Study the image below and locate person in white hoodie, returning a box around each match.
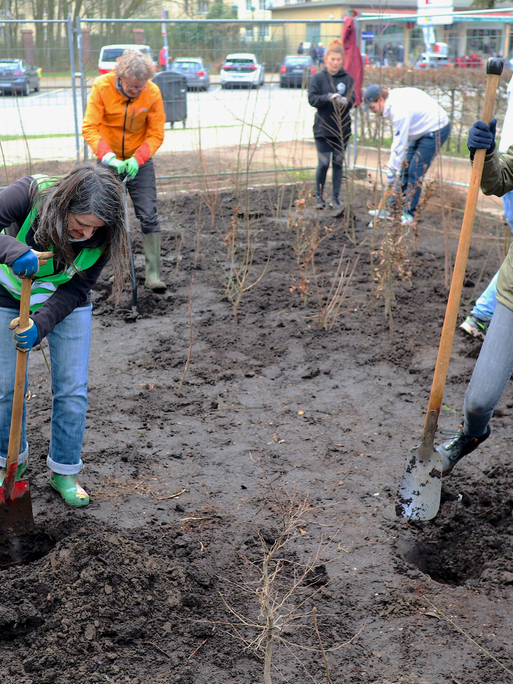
[363,84,451,224]
[460,74,513,340]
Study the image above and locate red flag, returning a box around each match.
[342,16,363,106]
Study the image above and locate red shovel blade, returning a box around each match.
[0,479,35,540]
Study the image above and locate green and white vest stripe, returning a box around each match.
[0,176,105,311]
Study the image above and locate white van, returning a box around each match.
[98,44,154,75]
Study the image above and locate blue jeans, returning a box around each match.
[471,190,513,321]
[463,302,513,438]
[396,123,451,216]
[0,304,92,475]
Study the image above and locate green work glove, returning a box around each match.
[125,157,140,180]
[102,153,126,175]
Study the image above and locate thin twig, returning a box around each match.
[150,487,186,501]
[14,90,32,174]
[312,607,334,684]
[177,277,194,395]
[423,597,513,676]
[0,140,9,185]
[143,641,171,659]
[187,635,211,661]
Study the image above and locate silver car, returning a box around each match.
[171,58,210,91]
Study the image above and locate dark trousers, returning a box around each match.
[398,122,451,215]
[314,136,348,201]
[126,157,160,234]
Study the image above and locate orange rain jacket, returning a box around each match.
[82,72,165,166]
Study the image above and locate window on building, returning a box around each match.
[246,27,253,40]
[259,0,265,9]
[466,28,501,55]
[197,0,208,13]
[246,0,252,10]
[306,23,320,44]
[259,24,269,38]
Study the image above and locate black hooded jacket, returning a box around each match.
[308,67,355,140]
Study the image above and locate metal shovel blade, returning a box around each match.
[0,480,35,541]
[396,410,443,521]
[396,443,442,521]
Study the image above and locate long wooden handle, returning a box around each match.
[424,58,504,431]
[4,278,32,498]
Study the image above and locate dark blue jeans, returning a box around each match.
[397,122,451,216]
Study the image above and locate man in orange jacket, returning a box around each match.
[82,50,167,291]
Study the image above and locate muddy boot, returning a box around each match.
[0,461,28,486]
[142,232,167,292]
[50,473,90,507]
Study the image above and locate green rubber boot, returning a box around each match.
[50,473,90,508]
[142,232,167,292]
[0,461,28,486]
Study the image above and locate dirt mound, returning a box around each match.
[1,178,513,683]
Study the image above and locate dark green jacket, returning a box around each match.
[481,148,513,312]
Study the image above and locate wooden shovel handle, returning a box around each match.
[4,278,32,497]
[3,253,52,495]
[425,57,504,429]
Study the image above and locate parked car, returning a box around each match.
[415,52,452,69]
[98,44,155,75]
[0,59,40,96]
[220,53,265,89]
[279,55,316,88]
[171,57,210,91]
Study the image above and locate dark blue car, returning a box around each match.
[0,59,40,96]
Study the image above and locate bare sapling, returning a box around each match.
[218,468,362,683]
[372,183,412,340]
[312,246,359,330]
[197,149,222,228]
[289,191,342,304]
[211,203,269,324]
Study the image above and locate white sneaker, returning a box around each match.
[368,208,391,218]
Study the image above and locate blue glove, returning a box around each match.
[9,317,38,352]
[11,250,39,277]
[468,118,497,155]
[328,92,341,102]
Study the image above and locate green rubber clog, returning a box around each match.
[50,473,90,507]
[0,461,28,487]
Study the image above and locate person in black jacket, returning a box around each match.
[308,38,355,210]
[0,165,129,507]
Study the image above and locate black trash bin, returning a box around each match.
[153,71,187,128]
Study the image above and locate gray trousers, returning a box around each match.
[126,157,160,234]
[464,301,513,437]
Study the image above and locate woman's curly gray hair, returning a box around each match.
[115,50,154,81]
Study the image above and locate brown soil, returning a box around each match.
[1,159,513,684]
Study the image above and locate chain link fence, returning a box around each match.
[0,17,510,196]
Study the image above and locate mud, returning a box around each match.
[1,166,513,684]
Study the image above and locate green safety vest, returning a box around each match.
[0,176,105,312]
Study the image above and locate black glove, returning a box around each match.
[467,118,497,155]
